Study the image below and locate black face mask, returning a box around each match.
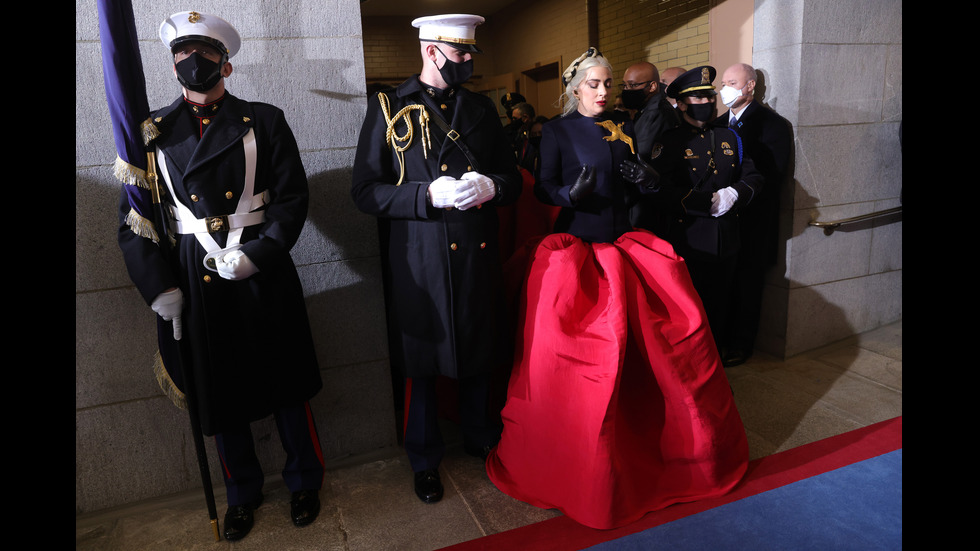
[175,52,223,93]
[620,89,647,110]
[435,46,473,88]
[684,101,715,122]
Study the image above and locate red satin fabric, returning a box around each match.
[486,230,749,530]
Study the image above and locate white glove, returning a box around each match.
[215,249,259,281]
[454,172,496,210]
[710,186,738,217]
[428,176,459,208]
[151,288,183,340]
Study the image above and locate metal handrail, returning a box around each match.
[809,206,902,235]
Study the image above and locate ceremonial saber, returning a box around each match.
[97,0,220,540]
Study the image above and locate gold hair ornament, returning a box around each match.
[563,47,603,86]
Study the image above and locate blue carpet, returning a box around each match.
[584,449,902,550]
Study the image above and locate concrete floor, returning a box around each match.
[75,320,902,551]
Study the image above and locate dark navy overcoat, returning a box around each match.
[351,77,522,380]
[118,93,321,436]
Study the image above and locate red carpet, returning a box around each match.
[440,416,902,551]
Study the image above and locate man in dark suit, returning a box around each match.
[715,63,793,367]
[351,14,521,504]
[621,61,680,231]
[646,66,764,353]
[117,11,324,541]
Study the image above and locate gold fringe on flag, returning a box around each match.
[125,207,160,243]
[153,350,187,410]
[113,156,150,189]
[109,117,161,188]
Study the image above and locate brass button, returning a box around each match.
[467,165,472,171]
[445,207,452,211]
[203,275,212,283]
[450,243,458,250]
[191,194,200,202]
[441,164,448,172]
[202,118,210,125]
[440,103,447,110]
[225,191,234,199]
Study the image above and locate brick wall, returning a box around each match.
[361,16,423,89]
[598,0,711,75]
[362,0,711,91]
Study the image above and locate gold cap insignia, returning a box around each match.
[188,11,201,23]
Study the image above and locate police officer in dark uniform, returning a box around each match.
[351,14,521,504]
[645,66,764,352]
[501,91,527,148]
[117,11,323,541]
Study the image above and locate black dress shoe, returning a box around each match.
[464,443,495,461]
[721,348,751,368]
[414,469,444,503]
[223,495,263,541]
[290,489,321,527]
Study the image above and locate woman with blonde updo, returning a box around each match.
[486,48,749,530]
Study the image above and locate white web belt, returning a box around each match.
[156,129,267,260]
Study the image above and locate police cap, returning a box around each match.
[501,92,526,110]
[665,66,717,99]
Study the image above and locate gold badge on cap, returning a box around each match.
[188,11,202,23]
[701,67,711,85]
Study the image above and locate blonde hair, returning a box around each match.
[560,48,613,116]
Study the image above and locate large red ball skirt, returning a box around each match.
[486,231,749,530]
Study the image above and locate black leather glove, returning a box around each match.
[620,157,660,191]
[568,165,596,203]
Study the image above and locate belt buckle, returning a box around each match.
[205,215,229,233]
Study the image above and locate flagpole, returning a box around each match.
[99,0,220,540]
[147,151,220,541]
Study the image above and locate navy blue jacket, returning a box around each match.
[535,111,651,244]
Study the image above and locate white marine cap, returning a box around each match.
[159,11,242,59]
[411,14,485,53]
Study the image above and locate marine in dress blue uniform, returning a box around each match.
[116,11,323,540]
[646,66,764,351]
[350,14,522,503]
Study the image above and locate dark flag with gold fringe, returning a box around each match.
[97,0,221,540]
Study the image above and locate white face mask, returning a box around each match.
[719,85,744,108]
